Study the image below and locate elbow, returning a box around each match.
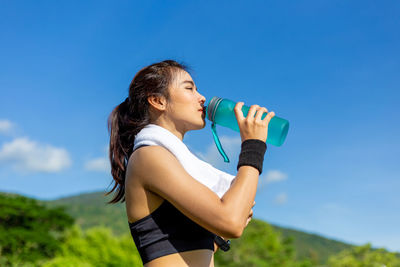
[217,204,246,238]
[223,218,245,239]
[230,228,244,239]
[232,222,245,238]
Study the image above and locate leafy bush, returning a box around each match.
[0,193,74,266]
[43,226,142,267]
[328,243,400,267]
[215,219,311,267]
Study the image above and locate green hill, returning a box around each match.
[45,191,353,264]
[271,225,353,265]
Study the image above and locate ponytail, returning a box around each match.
[107,98,149,203]
[107,60,188,203]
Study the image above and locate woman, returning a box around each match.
[108,60,275,266]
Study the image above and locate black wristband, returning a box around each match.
[237,139,267,174]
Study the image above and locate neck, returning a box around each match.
[151,120,186,141]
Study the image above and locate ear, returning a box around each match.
[147,94,167,111]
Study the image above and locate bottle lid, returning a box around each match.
[206,96,223,122]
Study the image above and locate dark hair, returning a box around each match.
[107,60,188,203]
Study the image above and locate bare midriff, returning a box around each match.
[145,249,214,267]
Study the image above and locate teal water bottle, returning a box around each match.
[206,97,289,162]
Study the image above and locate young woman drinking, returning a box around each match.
[108,60,275,266]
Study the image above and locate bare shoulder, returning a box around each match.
[128,145,183,185]
[129,145,176,174]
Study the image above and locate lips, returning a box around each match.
[199,108,205,118]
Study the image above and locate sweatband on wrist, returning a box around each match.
[237,139,267,174]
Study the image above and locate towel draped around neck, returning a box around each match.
[133,124,235,197]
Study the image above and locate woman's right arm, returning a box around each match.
[128,103,275,239]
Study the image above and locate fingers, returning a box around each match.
[246,202,255,227]
[249,202,255,219]
[246,216,252,226]
[234,102,245,122]
[245,208,254,227]
[255,107,268,121]
[246,104,260,120]
[235,101,276,142]
[262,110,275,123]
[247,105,269,122]
[235,102,270,122]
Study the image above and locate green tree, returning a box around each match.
[328,243,400,267]
[214,219,311,267]
[0,193,74,266]
[43,226,142,267]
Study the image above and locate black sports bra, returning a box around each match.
[128,144,216,264]
[128,200,215,264]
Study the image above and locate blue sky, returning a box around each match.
[1,0,399,251]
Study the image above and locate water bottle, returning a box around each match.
[206,97,289,162]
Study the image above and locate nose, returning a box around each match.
[198,92,206,105]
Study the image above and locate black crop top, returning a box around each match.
[129,200,216,264]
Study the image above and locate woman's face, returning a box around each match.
[165,70,206,133]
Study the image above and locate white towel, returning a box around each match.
[133,124,235,198]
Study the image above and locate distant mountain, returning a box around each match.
[45,191,353,264]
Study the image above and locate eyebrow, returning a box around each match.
[181,80,195,86]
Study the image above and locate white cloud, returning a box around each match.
[263,170,288,184]
[257,170,288,192]
[274,193,288,205]
[84,145,110,173]
[0,137,71,173]
[0,119,14,135]
[84,157,110,172]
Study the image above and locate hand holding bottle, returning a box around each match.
[234,102,275,143]
[205,96,288,162]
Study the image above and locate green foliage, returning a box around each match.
[4,191,400,266]
[0,193,74,266]
[45,192,128,236]
[272,225,353,264]
[328,243,400,267]
[45,191,355,265]
[214,219,311,267]
[43,226,142,267]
